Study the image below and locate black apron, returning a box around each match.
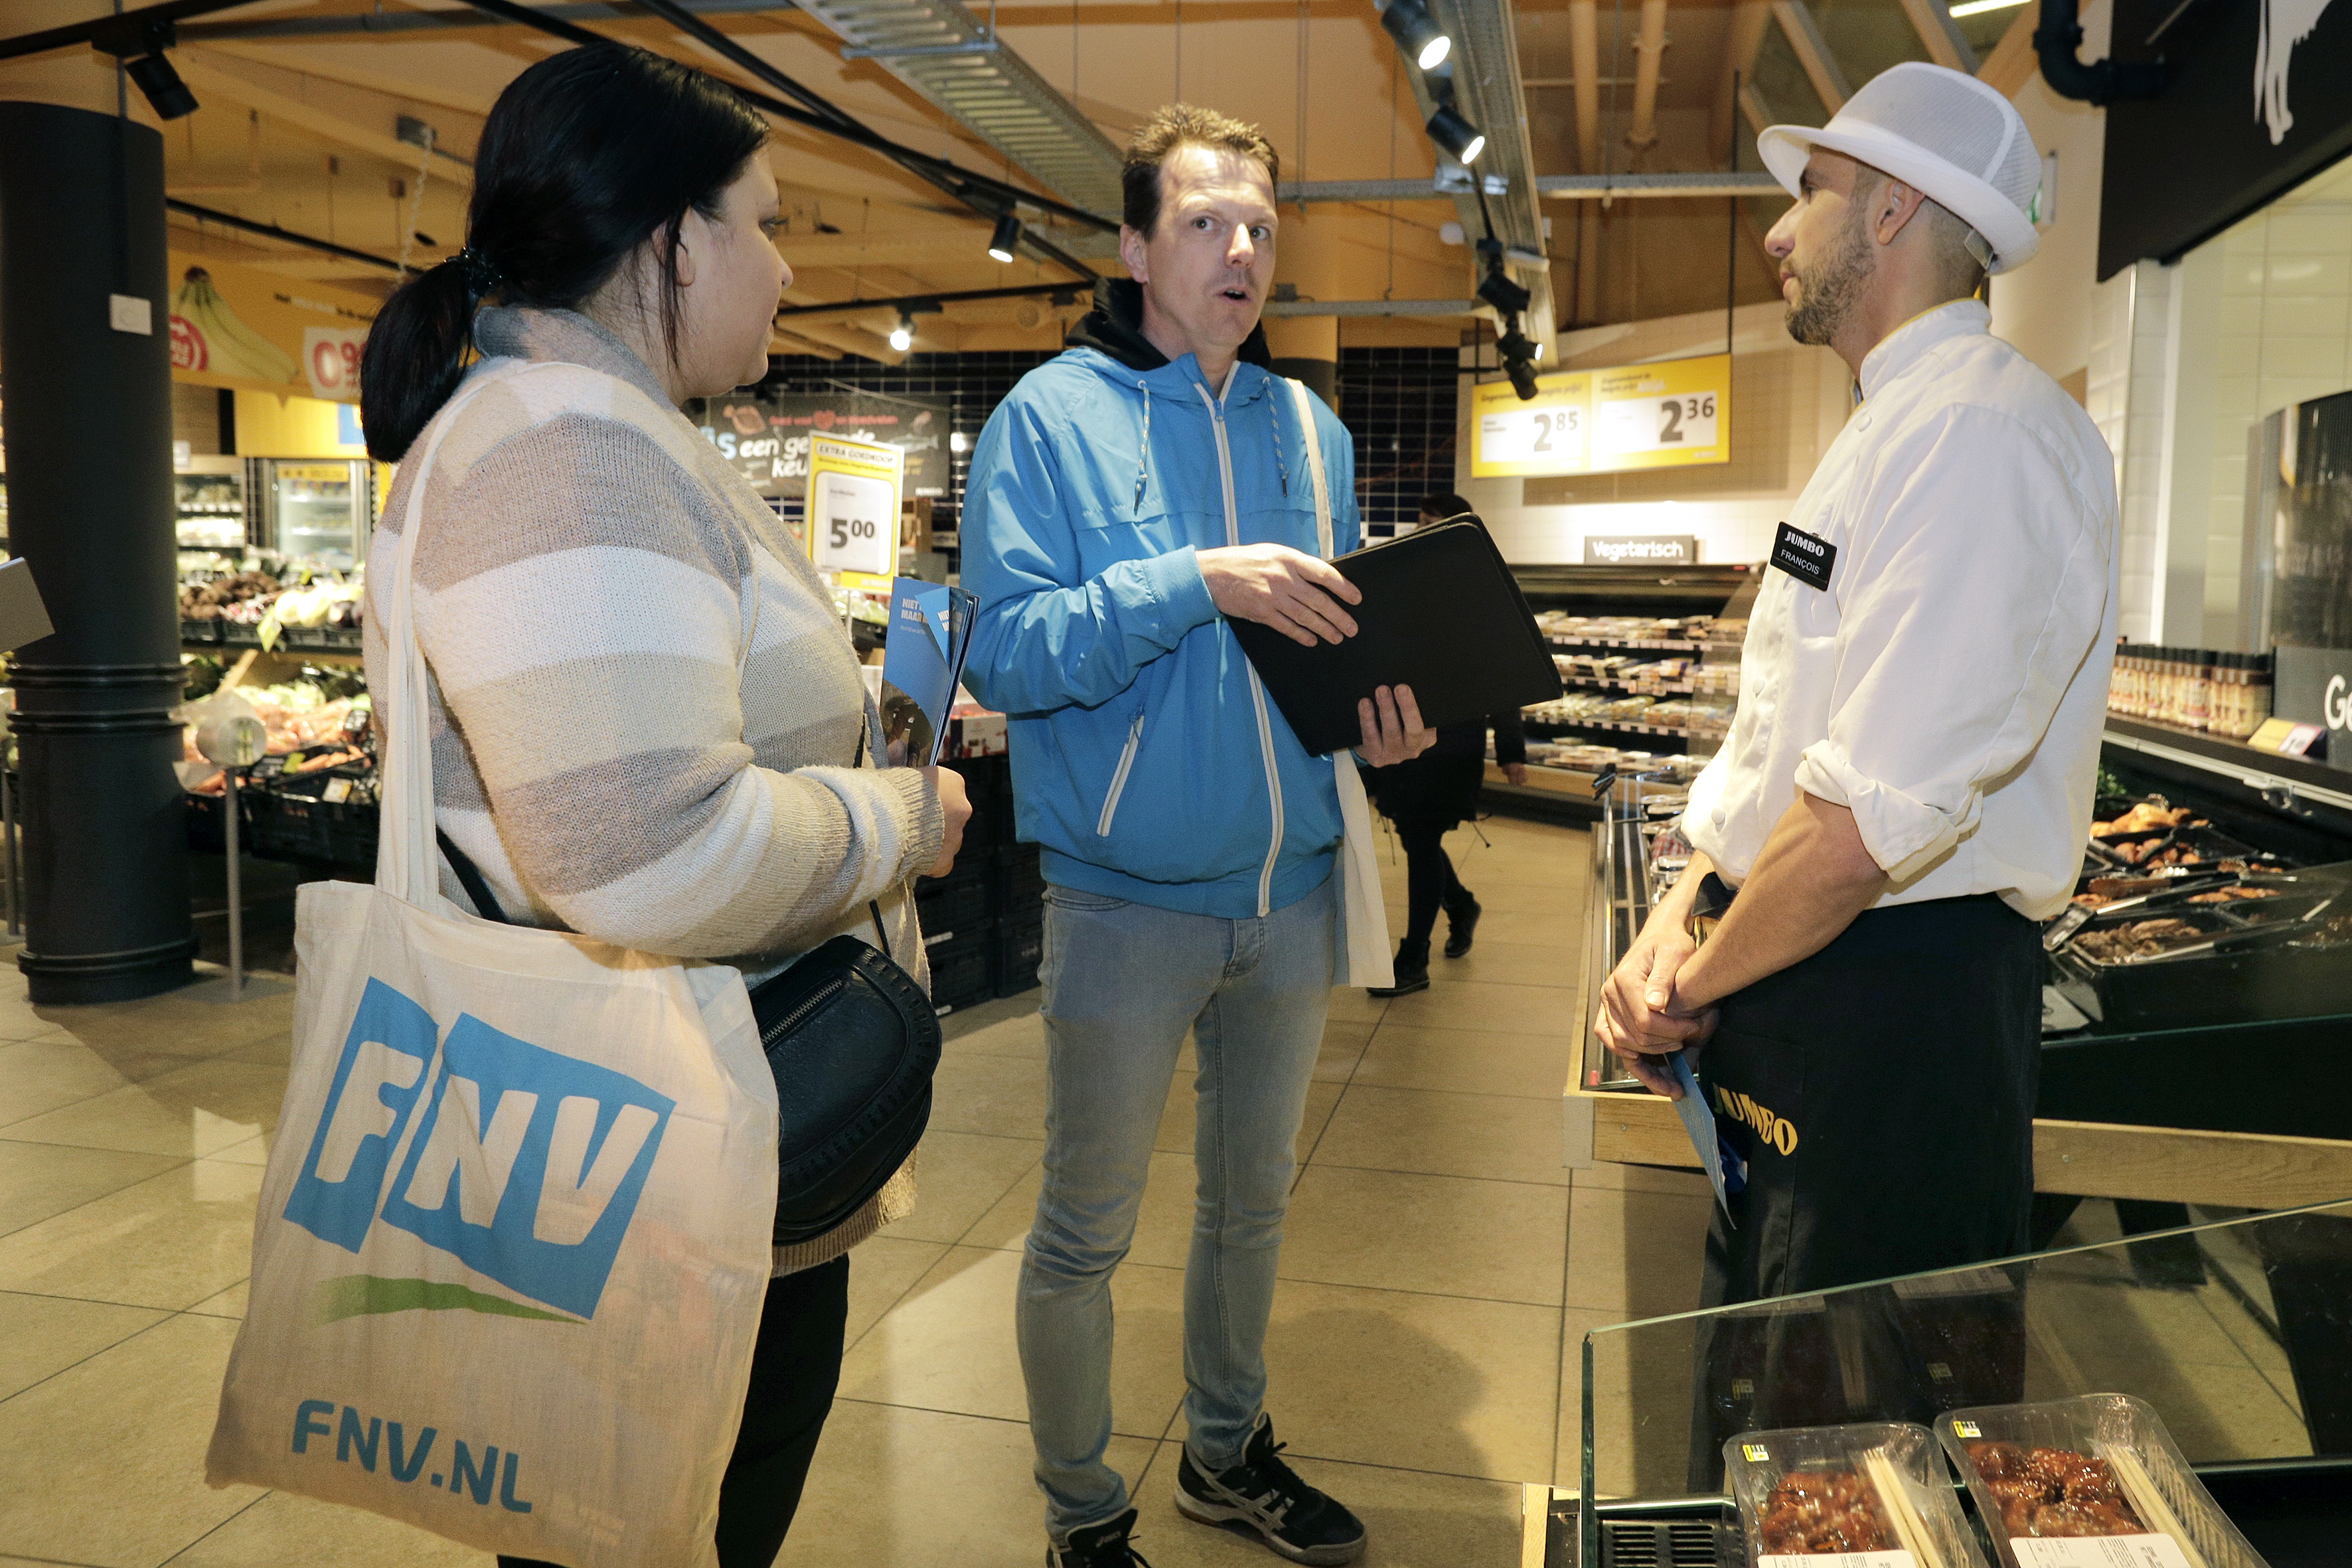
[1685,887,2041,1488]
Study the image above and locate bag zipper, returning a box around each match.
[1197,376,1285,918]
[760,975,848,1048]
[1097,711,1144,836]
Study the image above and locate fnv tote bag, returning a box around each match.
[206,362,780,1568]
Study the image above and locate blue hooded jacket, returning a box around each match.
[961,282,1362,919]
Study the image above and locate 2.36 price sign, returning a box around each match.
[1470,352,1730,479]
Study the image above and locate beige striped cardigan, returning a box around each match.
[363,305,944,1274]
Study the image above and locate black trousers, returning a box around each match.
[1687,896,2040,1488]
[1393,820,1470,945]
[499,1254,850,1568]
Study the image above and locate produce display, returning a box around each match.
[181,566,362,633]
[1755,1468,1898,1555]
[1535,611,1745,646]
[1963,1443,2146,1539]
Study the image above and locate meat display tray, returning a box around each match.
[2049,864,2352,1031]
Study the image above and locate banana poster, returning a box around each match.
[167,250,378,405]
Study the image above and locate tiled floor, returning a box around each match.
[0,813,2316,1565]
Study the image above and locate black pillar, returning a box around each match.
[0,101,195,1003]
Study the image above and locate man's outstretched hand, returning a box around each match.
[1199,544,1361,647]
[1356,684,1436,767]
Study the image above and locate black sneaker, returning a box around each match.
[1366,937,1429,998]
[1050,1508,1153,1567]
[1174,1417,1366,1565]
[1443,896,1482,958]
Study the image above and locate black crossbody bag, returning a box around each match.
[435,829,941,1247]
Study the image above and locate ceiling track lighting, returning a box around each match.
[1476,261,1531,317]
[93,18,198,120]
[987,211,1024,264]
[1425,103,1486,166]
[888,313,915,352]
[1379,0,1453,71]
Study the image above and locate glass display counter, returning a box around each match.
[1557,1201,2352,1567]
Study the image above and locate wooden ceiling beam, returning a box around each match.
[1767,0,1850,115]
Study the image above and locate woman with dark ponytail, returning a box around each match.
[359,42,970,1566]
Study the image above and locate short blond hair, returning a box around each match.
[1122,104,1279,237]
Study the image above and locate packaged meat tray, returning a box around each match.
[1940,1393,2269,1568]
[1724,1421,1988,1567]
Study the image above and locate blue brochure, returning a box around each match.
[1664,1048,1742,1224]
[880,577,976,766]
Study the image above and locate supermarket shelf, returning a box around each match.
[1545,633,1746,653]
[1554,673,1701,696]
[1526,716,1715,740]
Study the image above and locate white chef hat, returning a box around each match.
[1757,60,2043,274]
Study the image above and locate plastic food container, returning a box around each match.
[1724,1421,1988,1567]
[1939,1393,2268,1568]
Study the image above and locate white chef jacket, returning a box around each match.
[1684,301,2119,921]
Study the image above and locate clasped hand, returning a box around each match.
[1593,921,1716,1099]
[1197,543,1436,767]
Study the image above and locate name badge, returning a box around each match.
[1770,522,1835,590]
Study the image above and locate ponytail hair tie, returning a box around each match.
[451,246,503,297]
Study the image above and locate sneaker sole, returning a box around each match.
[1364,978,1430,997]
[1173,1487,1365,1565]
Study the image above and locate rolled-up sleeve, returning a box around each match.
[1790,406,2110,882]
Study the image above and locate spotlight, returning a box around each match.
[1496,315,1541,401]
[889,314,914,352]
[1425,104,1485,165]
[988,212,1023,264]
[1476,264,1531,317]
[94,20,199,120]
[126,52,198,119]
[1379,0,1452,71]
[951,430,969,453]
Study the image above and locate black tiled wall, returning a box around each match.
[1338,347,1461,534]
[755,344,1460,534]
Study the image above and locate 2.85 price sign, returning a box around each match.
[1470,352,1730,479]
[806,431,904,578]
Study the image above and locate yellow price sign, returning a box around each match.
[806,431,903,578]
[1470,351,1731,479]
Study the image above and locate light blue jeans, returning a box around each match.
[1018,873,1336,1540]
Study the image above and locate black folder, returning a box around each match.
[1227,518,1564,756]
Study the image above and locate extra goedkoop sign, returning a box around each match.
[167,249,378,404]
[805,431,903,585]
[1472,352,1731,479]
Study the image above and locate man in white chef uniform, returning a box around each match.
[1595,63,2118,1321]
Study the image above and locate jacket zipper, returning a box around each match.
[1096,711,1144,835]
[1197,378,1285,917]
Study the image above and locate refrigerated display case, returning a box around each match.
[258,458,370,570]
[1542,1201,2352,1568]
[175,454,248,568]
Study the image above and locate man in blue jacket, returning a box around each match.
[962,104,1433,1568]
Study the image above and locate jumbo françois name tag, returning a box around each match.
[1769,521,1835,590]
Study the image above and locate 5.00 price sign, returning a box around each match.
[807,431,905,579]
[1470,352,1730,479]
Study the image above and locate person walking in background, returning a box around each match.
[961,104,1432,1568]
[358,42,967,1566]
[1362,492,1528,996]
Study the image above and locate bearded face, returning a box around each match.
[1784,195,1877,348]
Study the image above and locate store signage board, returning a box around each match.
[2272,644,2352,769]
[165,250,377,404]
[807,432,902,578]
[1470,353,1730,479]
[696,391,951,501]
[2099,0,2352,278]
[1585,534,1697,566]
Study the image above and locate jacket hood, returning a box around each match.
[1067,277,1273,374]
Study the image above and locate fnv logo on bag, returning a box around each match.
[283,977,676,1320]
